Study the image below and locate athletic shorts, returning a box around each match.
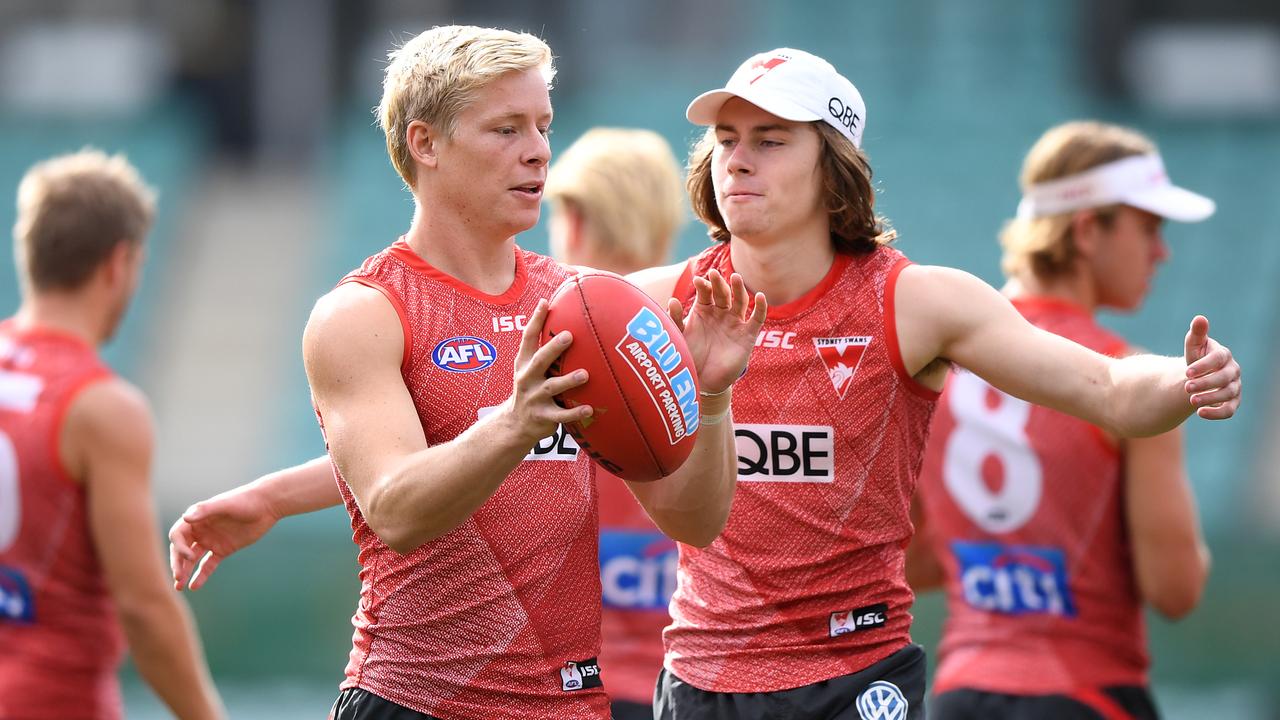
[612,699,655,720]
[654,643,926,720]
[930,685,1158,720]
[329,688,442,720]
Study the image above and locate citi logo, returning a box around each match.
[432,336,496,373]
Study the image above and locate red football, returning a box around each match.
[542,271,701,483]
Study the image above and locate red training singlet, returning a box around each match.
[597,469,674,704]
[663,242,938,692]
[0,320,122,719]
[323,240,609,719]
[916,296,1148,695]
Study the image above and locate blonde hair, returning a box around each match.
[1000,121,1157,279]
[686,122,894,254]
[377,25,554,188]
[14,149,156,293]
[545,128,685,269]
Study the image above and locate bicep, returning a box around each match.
[906,266,1114,419]
[303,285,428,501]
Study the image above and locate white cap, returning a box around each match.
[1016,154,1215,223]
[686,48,866,148]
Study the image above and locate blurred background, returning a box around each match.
[1,0,1278,717]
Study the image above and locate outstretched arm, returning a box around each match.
[625,267,767,546]
[895,265,1240,436]
[68,380,225,720]
[169,456,340,591]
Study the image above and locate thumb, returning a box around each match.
[1184,315,1210,364]
[183,502,205,522]
[667,298,687,334]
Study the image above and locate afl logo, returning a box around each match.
[432,336,497,373]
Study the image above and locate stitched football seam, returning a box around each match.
[577,276,665,476]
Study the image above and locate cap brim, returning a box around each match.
[1125,185,1216,223]
[686,87,822,126]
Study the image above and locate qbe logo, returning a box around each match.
[734,424,835,482]
[0,566,34,624]
[856,680,908,720]
[432,336,496,373]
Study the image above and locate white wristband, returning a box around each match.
[699,409,730,426]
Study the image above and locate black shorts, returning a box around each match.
[329,688,442,720]
[930,686,1159,720]
[612,699,655,720]
[654,643,926,720]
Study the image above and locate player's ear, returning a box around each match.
[1071,209,1101,258]
[406,120,441,169]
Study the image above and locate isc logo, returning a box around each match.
[734,424,835,482]
[491,315,528,332]
[755,330,796,349]
[432,336,496,373]
[828,602,888,637]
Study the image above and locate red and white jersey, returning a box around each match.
[0,320,122,719]
[917,296,1148,695]
[323,239,608,720]
[663,242,939,692]
[596,470,674,704]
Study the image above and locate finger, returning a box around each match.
[517,299,551,366]
[1197,401,1238,420]
[667,298,687,334]
[1190,381,1240,409]
[1186,345,1234,379]
[1184,315,1210,364]
[523,329,574,381]
[542,369,589,398]
[709,269,732,309]
[170,542,192,590]
[549,403,593,424]
[189,551,221,591]
[748,291,768,328]
[693,275,713,308]
[729,273,750,318]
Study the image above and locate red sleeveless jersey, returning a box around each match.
[663,242,938,692]
[323,240,609,719]
[916,296,1148,695]
[0,320,122,719]
[596,470,674,704]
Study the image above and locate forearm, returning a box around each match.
[359,402,535,553]
[251,456,342,518]
[119,593,225,720]
[1105,354,1193,437]
[627,390,736,547]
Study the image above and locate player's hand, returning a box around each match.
[668,269,768,394]
[505,298,592,447]
[1183,315,1241,420]
[169,485,281,591]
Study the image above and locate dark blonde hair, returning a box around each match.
[686,121,894,254]
[545,128,684,269]
[1000,121,1156,279]
[14,149,156,293]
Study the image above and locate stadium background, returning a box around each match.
[1,0,1277,717]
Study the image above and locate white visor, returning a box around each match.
[1016,154,1215,223]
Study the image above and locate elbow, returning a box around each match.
[1145,549,1211,621]
[1149,585,1203,621]
[363,477,425,555]
[114,590,179,635]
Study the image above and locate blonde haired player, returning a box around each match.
[647,49,1239,719]
[910,121,1213,720]
[0,150,225,719]
[170,26,764,720]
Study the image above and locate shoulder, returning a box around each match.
[63,378,154,481]
[626,260,690,304]
[304,282,405,377]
